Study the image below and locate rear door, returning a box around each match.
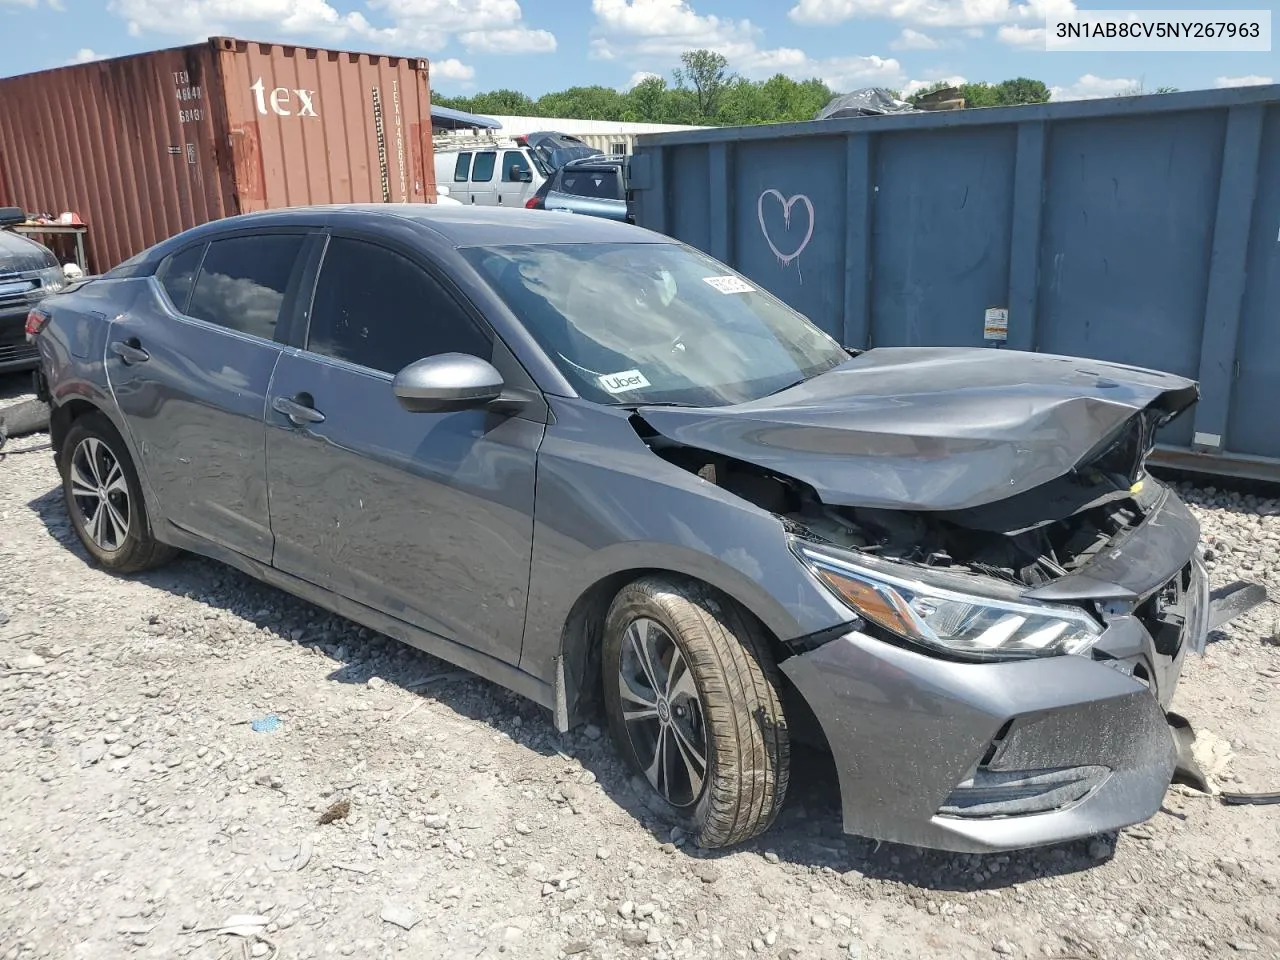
[263,233,543,663]
[467,151,498,205]
[106,231,314,562]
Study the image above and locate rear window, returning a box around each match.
[156,244,205,313]
[561,168,622,201]
[187,234,305,340]
[453,153,471,182]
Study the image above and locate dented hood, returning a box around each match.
[639,347,1198,511]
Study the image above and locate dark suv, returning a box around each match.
[525,156,630,222]
[0,207,66,373]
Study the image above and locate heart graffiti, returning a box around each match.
[757,189,815,267]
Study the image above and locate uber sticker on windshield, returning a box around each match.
[703,275,755,295]
[598,369,651,394]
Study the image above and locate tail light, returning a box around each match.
[25,309,50,338]
[525,196,543,210]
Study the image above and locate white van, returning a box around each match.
[433,136,544,208]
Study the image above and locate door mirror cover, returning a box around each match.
[393,353,505,414]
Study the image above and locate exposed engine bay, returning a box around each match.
[636,410,1161,591]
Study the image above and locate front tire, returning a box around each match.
[59,412,175,573]
[602,576,790,848]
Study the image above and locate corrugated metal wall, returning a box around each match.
[0,37,439,273]
[0,45,232,273]
[214,38,437,212]
[630,86,1280,481]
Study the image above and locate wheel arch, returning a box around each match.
[549,554,800,732]
[52,397,166,543]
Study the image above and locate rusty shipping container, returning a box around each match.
[0,36,439,273]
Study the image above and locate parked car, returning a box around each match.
[434,137,545,208]
[526,156,630,221]
[28,205,1264,852]
[0,206,67,374]
[520,131,602,172]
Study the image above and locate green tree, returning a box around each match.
[534,85,627,120]
[673,49,732,120]
[909,78,1050,108]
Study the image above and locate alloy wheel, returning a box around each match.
[69,436,131,551]
[617,616,709,808]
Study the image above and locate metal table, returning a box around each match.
[12,224,89,271]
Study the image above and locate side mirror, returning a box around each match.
[512,166,533,183]
[0,206,25,227]
[392,353,504,414]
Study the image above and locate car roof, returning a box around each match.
[188,204,667,248]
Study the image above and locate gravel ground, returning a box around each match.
[2,376,1279,960]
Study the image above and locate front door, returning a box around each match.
[264,235,542,663]
[496,150,533,207]
[107,232,310,562]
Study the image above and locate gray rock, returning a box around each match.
[379,905,419,930]
[1087,838,1111,860]
[993,940,1015,956]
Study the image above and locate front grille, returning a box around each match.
[0,273,44,311]
[0,342,39,366]
[938,765,1109,819]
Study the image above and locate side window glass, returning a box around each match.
[472,152,496,182]
[307,238,491,375]
[187,235,304,340]
[453,153,471,182]
[156,243,205,314]
[502,151,526,182]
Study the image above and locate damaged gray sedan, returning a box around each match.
[30,206,1265,853]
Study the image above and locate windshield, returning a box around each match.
[463,242,849,407]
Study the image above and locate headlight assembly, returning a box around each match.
[793,539,1102,661]
[34,265,65,296]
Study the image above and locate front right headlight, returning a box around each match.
[793,539,1103,661]
[34,265,65,297]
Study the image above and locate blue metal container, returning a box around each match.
[629,85,1280,482]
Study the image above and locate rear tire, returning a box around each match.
[59,412,175,573]
[602,576,790,848]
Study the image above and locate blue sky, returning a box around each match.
[1,0,1275,99]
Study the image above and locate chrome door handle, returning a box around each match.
[272,395,325,425]
[110,339,150,364]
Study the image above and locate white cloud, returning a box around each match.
[996,23,1043,47]
[1049,74,1135,100]
[106,0,556,57]
[108,0,386,41]
[789,0,1075,29]
[458,27,556,54]
[70,47,105,63]
[901,74,965,96]
[591,0,903,90]
[962,26,983,37]
[890,28,940,50]
[1215,75,1273,88]
[590,0,761,62]
[430,57,475,82]
[627,70,662,88]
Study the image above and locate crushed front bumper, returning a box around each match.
[781,487,1264,853]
